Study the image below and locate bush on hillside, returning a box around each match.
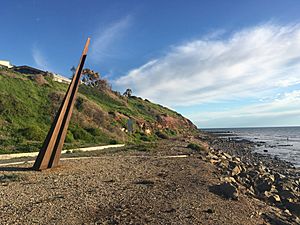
[75,97,84,112]
[70,126,93,141]
[65,131,75,143]
[85,127,102,136]
[109,139,118,144]
[187,143,204,152]
[155,131,169,139]
[18,125,46,141]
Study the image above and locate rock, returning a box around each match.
[283,209,292,216]
[265,192,281,203]
[285,202,300,216]
[258,165,266,174]
[210,182,239,200]
[210,159,221,164]
[220,155,227,160]
[278,190,296,201]
[247,170,260,178]
[233,157,241,162]
[223,152,232,159]
[220,176,237,184]
[207,153,219,160]
[229,161,240,169]
[204,208,215,214]
[255,177,273,193]
[268,174,275,183]
[246,186,256,196]
[231,165,242,176]
[217,161,229,169]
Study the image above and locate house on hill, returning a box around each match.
[12,65,71,84]
[0,60,72,84]
[47,73,71,84]
[0,60,13,68]
[13,65,46,75]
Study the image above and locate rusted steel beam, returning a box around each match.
[33,38,90,171]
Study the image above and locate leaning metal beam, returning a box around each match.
[33,38,90,171]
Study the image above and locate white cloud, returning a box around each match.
[190,90,300,127]
[32,46,51,71]
[90,15,132,63]
[115,23,300,106]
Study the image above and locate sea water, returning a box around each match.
[204,127,300,167]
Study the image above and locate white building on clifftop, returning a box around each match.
[0,60,13,68]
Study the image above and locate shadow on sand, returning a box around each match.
[0,166,33,172]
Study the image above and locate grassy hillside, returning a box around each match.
[0,68,197,154]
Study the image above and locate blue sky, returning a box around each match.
[2,0,300,128]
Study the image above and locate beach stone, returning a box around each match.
[221,176,237,184]
[204,208,215,214]
[220,155,227,160]
[265,192,281,203]
[210,154,219,160]
[278,190,296,200]
[233,157,241,162]
[247,170,260,178]
[223,152,232,159]
[258,167,266,174]
[213,182,239,200]
[217,161,229,169]
[210,159,221,164]
[285,202,300,216]
[231,165,242,176]
[247,186,256,196]
[255,177,273,193]
[228,160,240,169]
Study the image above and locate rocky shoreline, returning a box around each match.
[197,130,300,224]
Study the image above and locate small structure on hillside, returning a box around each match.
[46,73,71,84]
[13,65,46,75]
[0,60,13,68]
[12,65,71,84]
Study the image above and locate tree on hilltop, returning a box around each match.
[81,68,111,90]
[123,88,132,97]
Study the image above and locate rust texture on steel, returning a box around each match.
[33,38,90,170]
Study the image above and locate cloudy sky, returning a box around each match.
[1,0,300,128]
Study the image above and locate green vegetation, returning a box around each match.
[0,68,196,154]
[187,143,205,152]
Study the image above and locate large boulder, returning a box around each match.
[210,182,239,200]
[254,176,273,194]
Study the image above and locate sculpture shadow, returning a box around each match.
[0,166,33,172]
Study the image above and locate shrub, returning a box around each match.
[75,97,84,111]
[165,128,177,136]
[85,127,101,136]
[187,143,204,152]
[140,136,150,142]
[109,139,118,145]
[65,131,75,143]
[71,126,93,141]
[155,131,169,139]
[15,143,40,153]
[18,125,46,141]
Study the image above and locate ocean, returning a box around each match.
[204,126,300,167]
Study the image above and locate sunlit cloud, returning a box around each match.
[115,23,300,107]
